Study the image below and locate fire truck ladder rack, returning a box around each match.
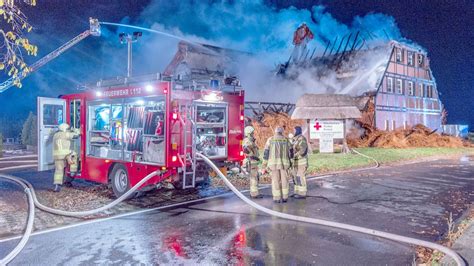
[180,103,197,189]
[0,18,101,93]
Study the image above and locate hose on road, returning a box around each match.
[0,176,35,266]
[0,170,160,265]
[196,152,465,266]
[0,151,465,266]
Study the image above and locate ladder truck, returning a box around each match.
[0,18,101,93]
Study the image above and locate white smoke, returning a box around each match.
[134,0,407,102]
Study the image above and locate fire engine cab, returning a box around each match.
[37,74,245,197]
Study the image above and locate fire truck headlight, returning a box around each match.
[96,91,103,97]
[145,85,154,92]
[240,151,244,157]
[172,113,178,120]
[172,156,177,162]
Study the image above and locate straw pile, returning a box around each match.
[250,113,304,149]
[348,124,470,148]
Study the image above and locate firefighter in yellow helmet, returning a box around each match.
[52,123,80,192]
[291,126,308,199]
[262,127,292,203]
[242,126,262,198]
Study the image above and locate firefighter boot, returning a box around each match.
[53,158,65,185]
[271,170,282,202]
[294,165,307,199]
[280,169,290,202]
[249,165,262,198]
[53,184,62,192]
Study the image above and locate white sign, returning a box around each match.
[310,120,344,139]
[319,133,334,153]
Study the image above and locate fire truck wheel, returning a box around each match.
[110,164,131,198]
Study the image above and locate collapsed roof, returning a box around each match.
[164,41,249,81]
[279,40,426,96]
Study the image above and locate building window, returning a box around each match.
[396,79,403,94]
[385,120,389,131]
[404,121,408,129]
[392,120,396,130]
[387,77,393,93]
[426,85,433,98]
[419,83,424,97]
[396,48,403,62]
[407,51,414,66]
[418,54,424,67]
[408,81,414,96]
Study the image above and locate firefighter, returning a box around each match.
[52,123,80,192]
[262,127,292,203]
[291,126,309,199]
[242,126,262,199]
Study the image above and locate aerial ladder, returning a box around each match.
[0,18,101,93]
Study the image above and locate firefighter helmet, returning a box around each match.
[244,126,255,136]
[58,123,70,132]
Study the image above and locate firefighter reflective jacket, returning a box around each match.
[292,134,308,167]
[53,130,79,158]
[242,136,260,167]
[263,134,291,170]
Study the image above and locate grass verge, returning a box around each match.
[308,147,474,174]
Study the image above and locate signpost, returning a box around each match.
[309,120,346,153]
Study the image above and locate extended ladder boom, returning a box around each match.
[0,18,101,93]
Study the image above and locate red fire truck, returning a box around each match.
[37,74,245,197]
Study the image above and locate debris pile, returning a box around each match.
[348,124,470,148]
[250,113,304,148]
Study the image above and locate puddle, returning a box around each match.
[319,181,344,189]
[459,156,470,162]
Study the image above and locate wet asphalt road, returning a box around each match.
[1,155,473,265]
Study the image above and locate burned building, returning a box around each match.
[281,40,443,132]
[164,41,248,86]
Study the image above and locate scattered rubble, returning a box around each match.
[348,124,471,148]
[250,113,304,148]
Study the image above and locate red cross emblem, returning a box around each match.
[314,122,322,131]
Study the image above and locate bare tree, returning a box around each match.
[0,0,38,88]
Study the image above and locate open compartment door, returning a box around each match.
[37,97,66,171]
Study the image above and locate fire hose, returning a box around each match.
[0,169,161,265]
[195,152,465,266]
[0,152,465,266]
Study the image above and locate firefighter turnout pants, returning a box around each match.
[53,157,66,185]
[293,165,308,196]
[248,164,260,197]
[271,169,289,201]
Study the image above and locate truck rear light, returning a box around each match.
[172,113,178,120]
[172,143,178,150]
[163,88,168,94]
[172,156,177,162]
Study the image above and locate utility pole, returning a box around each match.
[119,31,142,78]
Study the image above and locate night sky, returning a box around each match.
[0,0,472,136]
